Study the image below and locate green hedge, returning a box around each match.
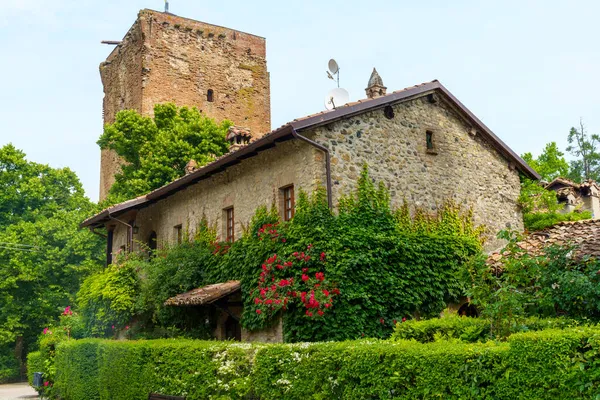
[55,339,259,400]
[392,315,585,343]
[46,327,600,399]
[26,351,42,387]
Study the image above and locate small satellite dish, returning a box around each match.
[325,88,350,110]
[328,59,339,74]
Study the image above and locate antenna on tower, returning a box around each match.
[165,0,170,13]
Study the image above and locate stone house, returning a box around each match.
[83,9,539,342]
[545,178,600,218]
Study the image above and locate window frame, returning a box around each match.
[225,207,235,242]
[174,224,183,245]
[425,130,437,154]
[281,185,295,221]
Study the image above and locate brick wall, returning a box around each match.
[99,9,271,200]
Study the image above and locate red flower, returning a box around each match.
[277,264,284,270]
[260,288,267,298]
[275,299,281,305]
[301,274,309,282]
[306,310,313,317]
[256,309,262,314]
[284,261,292,267]
[270,285,277,292]
[393,319,397,325]
[380,318,384,324]
[324,303,331,308]
[265,299,273,305]
[301,291,307,303]
[320,252,326,261]
[262,264,268,271]
[254,298,262,304]
[307,244,313,250]
[281,238,287,243]
[279,279,289,287]
[315,272,325,281]
[317,310,324,316]
[402,317,407,322]
[291,291,297,297]
[322,289,330,296]
[332,288,340,295]
[125,325,130,330]
[44,381,49,387]
[302,268,308,273]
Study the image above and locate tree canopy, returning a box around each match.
[97,103,231,205]
[0,144,103,378]
[521,142,569,182]
[566,120,600,182]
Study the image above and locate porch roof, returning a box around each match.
[164,280,241,306]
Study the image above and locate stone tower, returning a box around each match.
[365,68,387,99]
[99,9,271,200]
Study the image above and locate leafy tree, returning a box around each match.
[521,142,569,181]
[98,103,231,204]
[0,144,103,380]
[566,119,600,182]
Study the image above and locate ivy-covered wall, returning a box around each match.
[78,167,483,342]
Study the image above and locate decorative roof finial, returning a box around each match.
[365,68,387,99]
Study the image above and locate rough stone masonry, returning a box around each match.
[99,9,271,200]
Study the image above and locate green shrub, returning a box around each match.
[48,327,600,400]
[391,314,585,343]
[26,351,42,387]
[523,210,591,231]
[0,347,19,383]
[54,339,259,400]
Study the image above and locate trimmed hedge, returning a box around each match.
[42,327,600,399]
[26,351,43,387]
[55,339,259,400]
[392,315,585,343]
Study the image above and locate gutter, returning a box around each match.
[290,127,333,209]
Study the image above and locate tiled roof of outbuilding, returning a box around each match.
[487,219,600,270]
[164,280,241,306]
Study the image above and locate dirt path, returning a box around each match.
[0,383,38,400]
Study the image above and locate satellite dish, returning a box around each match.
[328,59,339,74]
[325,88,350,110]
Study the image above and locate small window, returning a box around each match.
[384,105,394,119]
[207,89,214,102]
[225,207,234,242]
[174,224,183,244]
[282,185,295,221]
[426,130,436,153]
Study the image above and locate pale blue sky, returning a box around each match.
[1,0,599,201]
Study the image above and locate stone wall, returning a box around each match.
[309,93,523,251]
[98,9,271,200]
[115,139,324,252]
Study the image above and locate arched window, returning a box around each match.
[148,231,157,258]
[207,89,214,102]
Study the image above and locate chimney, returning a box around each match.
[365,68,387,99]
[226,126,252,152]
[184,159,198,175]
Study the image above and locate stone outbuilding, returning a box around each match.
[545,178,600,218]
[85,9,541,342]
[164,280,282,343]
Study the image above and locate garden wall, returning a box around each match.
[37,326,600,399]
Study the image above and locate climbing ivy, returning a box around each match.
[82,166,483,341]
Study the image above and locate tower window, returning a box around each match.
[207,89,214,102]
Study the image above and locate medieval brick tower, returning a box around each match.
[99,9,271,200]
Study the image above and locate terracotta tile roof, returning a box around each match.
[82,79,539,228]
[164,280,241,306]
[487,219,600,270]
